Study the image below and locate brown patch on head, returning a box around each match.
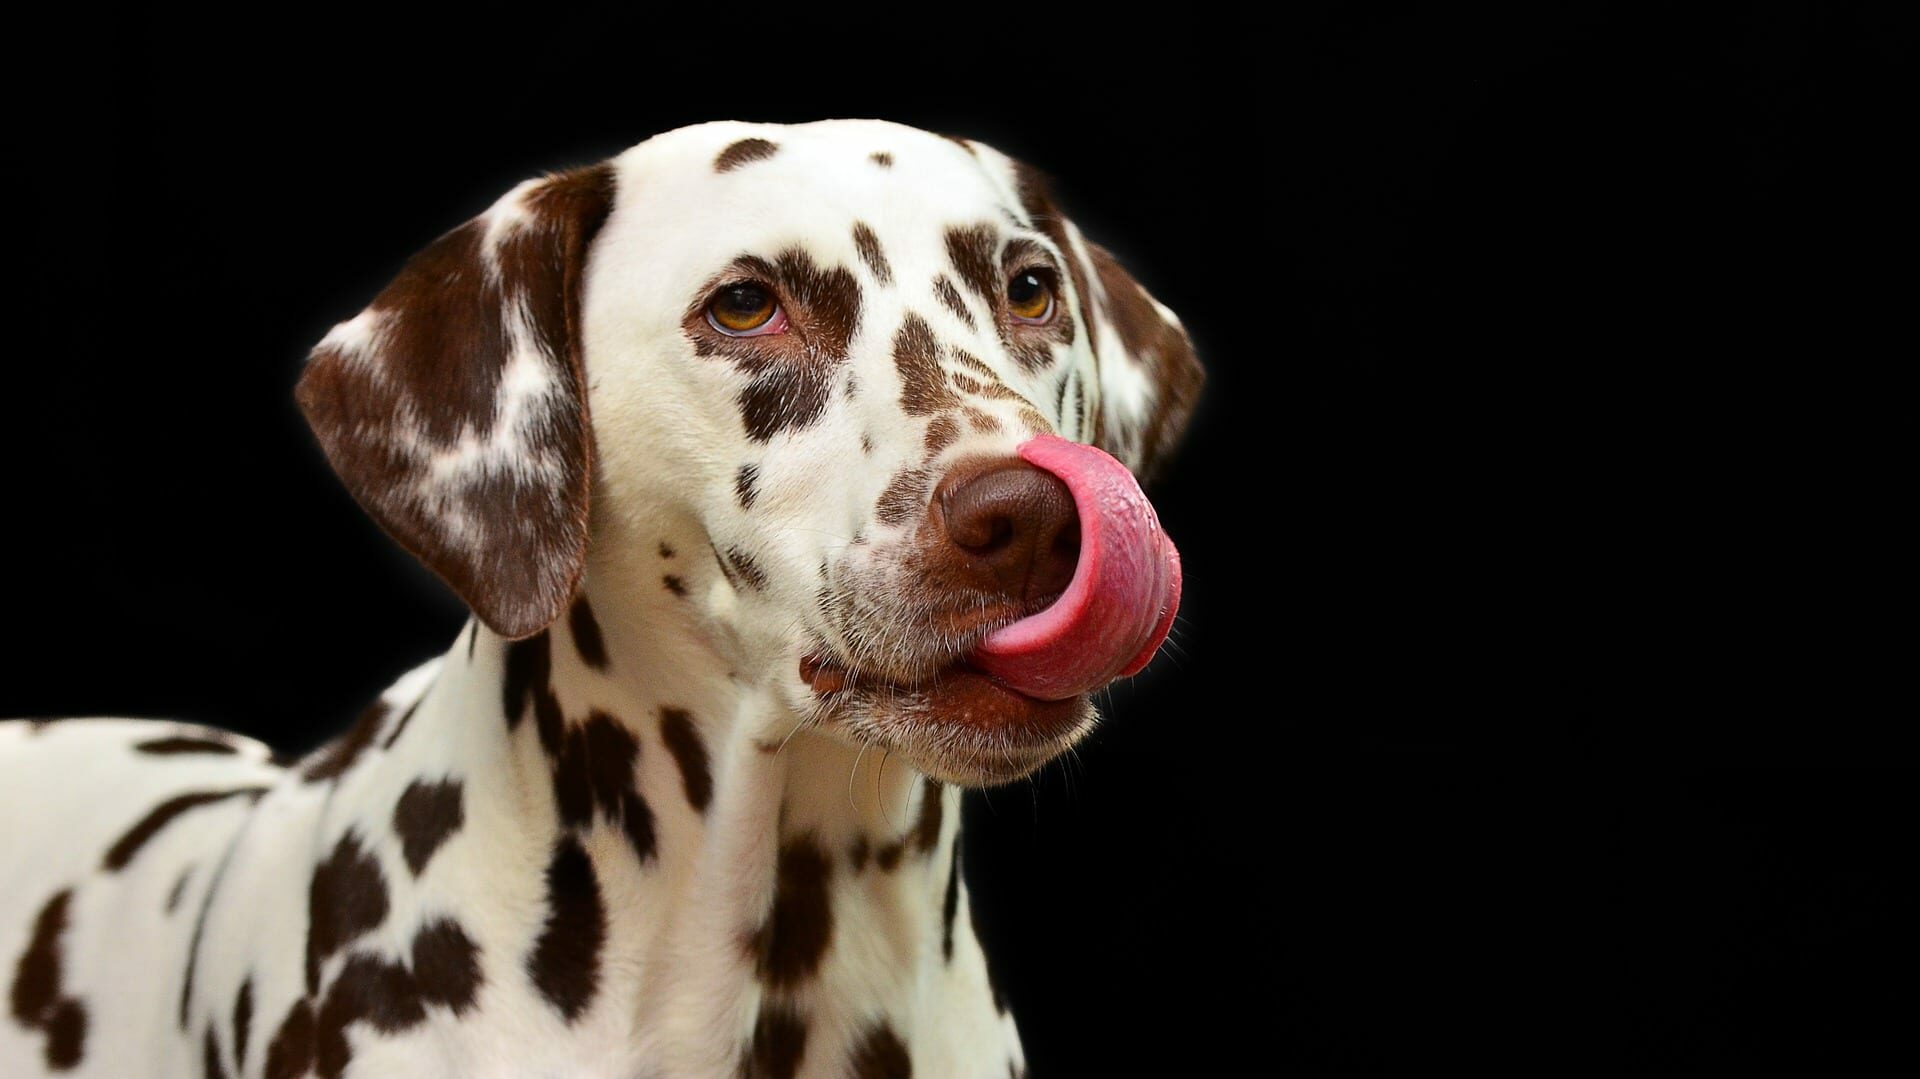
[528,836,605,1022]
[748,838,835,989]
[852,223,892,285]
[962,407,1002,435]
[301,699,388,783]
[933,276,975,330]
[723,547,769,591]
[849,1021,913,1079]
[692,248,862,442]
[742,1002,809,1078]
[715,137,780,172]
[10,889,89,1070]
[923,414,961,457]
[134,735,237,756]
[296,164,615,639]
[102,787,267,872]
[944,224,1001,305]
[893,313,957,416]
[568,595,608,671]
[736,464,761,510]
[305,830,390,995]
[875,468,933,527]
[658,707,714,813]
[869,151,894,169]
[393,779,465,876]
[1086,243,1204,481]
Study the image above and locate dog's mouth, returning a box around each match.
[798,649,1092,784]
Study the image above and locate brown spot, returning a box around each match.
[233,978,253,1072]
[528,837,605,1021]
[301,699,387,783]
[501,630,552,732]
[849,1022,912,1079]
[263,999,315,1079]
[912,779,944,855]
[380,699,423,751]
[1087,243,1204,482]
[166,866,194,914]
[135,735,237,756]
[393,779,464,876]
[945,224,1001,304]
[748,839,834,989]
[44,998,86,1069]
[658,707,713,813]
[663,574,688,597]
[306,831,390,995]
[942,134,976,155]
[316,954,421,1077]
[741,1002,808,1079]
[695,249,861,442]
[551,712,653,860]
[533,685,564,759]
[618,790,658,864]
[933,276,975,329]
[853,222,892,285]
[941,840,961,961]
[963,407,1002,434]
[10,889,88,1070]
[205,1026,230,1079]
[659,541,675,558]
[736,463,760,510]
[295,164,614,640]
[875,843,904,872]
[568,594,608,670]
[923,415,961,457]
[410,919,483,1014]
[869,151,893,168]
[849,836,871,872]
[875,469,932,527]
[861,432,874,454]
[103,787,267,872]
[726,548,769,591]
[715,137,779,172]
[893,313,956,416]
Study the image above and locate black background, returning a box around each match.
[4,5,1911,1074]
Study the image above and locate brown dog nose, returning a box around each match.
[932,461,1081,607]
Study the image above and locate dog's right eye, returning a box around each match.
[707,283,785,336]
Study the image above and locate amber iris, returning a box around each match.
[1007,270,1053,322]
[708,283,777,333]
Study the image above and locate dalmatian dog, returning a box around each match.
[0,120,1201,1077]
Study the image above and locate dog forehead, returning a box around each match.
[591,121,1021,288]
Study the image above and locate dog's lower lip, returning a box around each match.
[799,653,1043,702]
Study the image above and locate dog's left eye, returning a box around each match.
[1007,269,1054,324]
[707,283,785,336]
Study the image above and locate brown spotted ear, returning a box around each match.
[296,164,616,638]
[981,150,1205,484]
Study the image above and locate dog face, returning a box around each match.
[299,120,1201,786]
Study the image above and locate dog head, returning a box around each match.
[298,121,1202,785]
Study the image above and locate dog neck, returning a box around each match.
[337,533,1014,1073]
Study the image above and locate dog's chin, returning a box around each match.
[800,655,1096,787]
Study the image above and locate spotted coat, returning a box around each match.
[1,120,1201,1077]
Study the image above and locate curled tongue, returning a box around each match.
[970,435,1182,700]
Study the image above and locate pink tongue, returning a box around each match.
[969,435,1182,700]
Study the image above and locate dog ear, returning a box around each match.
[973,147,1205,485]
[296,164,616,639]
